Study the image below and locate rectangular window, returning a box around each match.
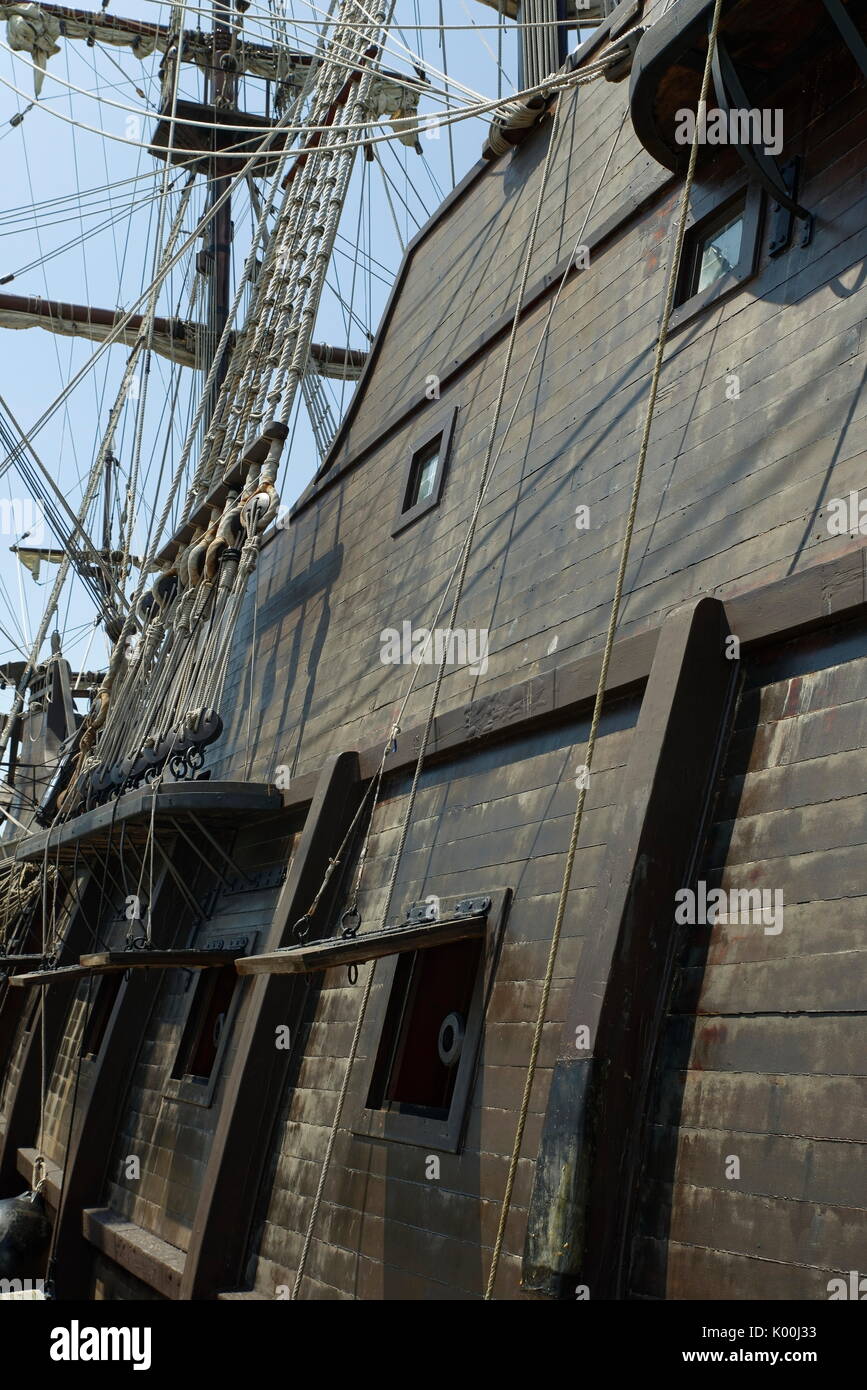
[406,440,441,509]
[171,964,237,1085]
[81,972,123,1058]
[353,890,510,1151]
[368,936,483,1119]
[392,407,458,536]
[164,923,260,1107]
[689,209,745,296]
[672,183,763,325]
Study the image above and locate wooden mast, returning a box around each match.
[203,1,238,428]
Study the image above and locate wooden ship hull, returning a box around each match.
[2,0,867,1301]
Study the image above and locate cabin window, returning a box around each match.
[353,889,510,1152]
[81,973,123,1058]
[392,406,458,535]
[688,210,745,297]
[166,963,238,1105]
[672,183,763,326]
[367,937,483,1118]
[407,439,441,509]
[172,965,236,1083]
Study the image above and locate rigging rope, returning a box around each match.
[290,53,571,1297]
[484,0,728,1299]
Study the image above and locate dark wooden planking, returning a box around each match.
[657,1068,867,1145]
[48,848,212,1297]
[642,1123,867,1212]
[0,873,103,1191]
[631,1233,852,1301]
[252,551,867,831]
[95,819,296,1258]
[180,750,362,1299]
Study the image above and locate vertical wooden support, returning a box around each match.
[0,914,40,1069]
[522,596,737,1298]
[181,750,362,1299]
[49,854,202,1298]
[0,872,101,1194]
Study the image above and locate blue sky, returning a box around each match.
[0,1,590,688]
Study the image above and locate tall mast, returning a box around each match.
[203,0,238,428]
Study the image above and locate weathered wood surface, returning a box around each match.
[237,912,487,975]
[82,1208,185,1300]
[179,751,362,1299]
[14,781,283,864]
[210,33,867,791]
[522,596,736,1297]
[628,620,867,1299]
[238,717,635,1300]
[99,811,296,1263]
[0,871,101,1187]
[79,950,241,972]
[10,0,867,1305]
[49,851,228,1297]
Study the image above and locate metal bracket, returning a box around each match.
[768,158,801,256]
[711,34,812,227]
[404,895,491,925]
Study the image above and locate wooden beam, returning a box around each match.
[7,963,98,988]
[0,291,201,369]
[79,950,239,972]
[237,911,487,976]
[180,750,362,1300]
[522,596,738,1298]
[82,1208,185,1300]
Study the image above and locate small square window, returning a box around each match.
[672,184,763,326]
[392,407,458,536]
